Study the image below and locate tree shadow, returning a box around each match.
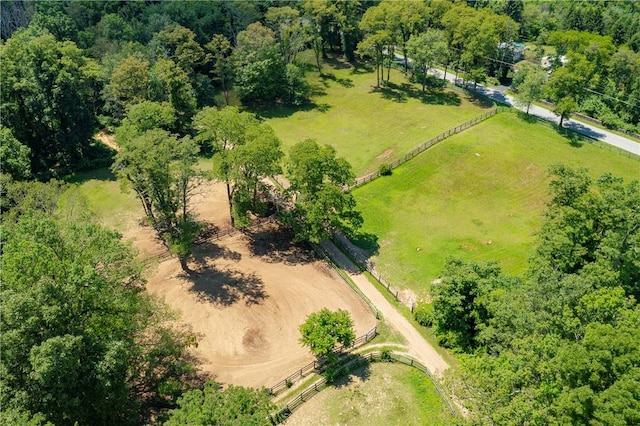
[180,265,267,307]
[246,225,317,265]
[252,101,332,119]
[372,81,461,106]
[323,54,355,70]
[63,166,117,184]
[330,356,372,389]
[191,241,242,266]
[321,72,354,88]
[347,231,380,256]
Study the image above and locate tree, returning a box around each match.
[164,381,275,426]
[385,0,430,73]
[1,29,98,175]
[407,29,449,92]
[232,22,284,102]
[226,124,283,228]
[512,64,546,114]
[265,6,308,65]
[150,58,197,130]
[102,52,151,121]
[285,139,363,243]
[545,66,583,127]
[194,106,255,224]
[0,127,31,181]
[113,128,202,270]
[299,308,355,361]
[1,211,198,425]
[150,25,205,74]
[194,106,283,227]
[432,258,504,351]
[358,5,392,88]
[555,96,578,127]
[449,167,640,425]
[206,34,234,106]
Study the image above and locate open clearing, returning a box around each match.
[283,363,454,426]
[124,182,376,388]
[257,53,493,176]
[354,112,640,297]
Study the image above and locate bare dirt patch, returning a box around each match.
[95,129,119,151]
[125,182,376,389]
[376,148,394,160]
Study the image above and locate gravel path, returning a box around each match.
[320,240,450,377]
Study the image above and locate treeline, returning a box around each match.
[2,1,639,181]
[419,165,640,424]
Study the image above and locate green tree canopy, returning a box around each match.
[164,381,275,426]
[299,308,356,361]
[1,210,197,425]
[0,29,98,175]
[285,139,362,243]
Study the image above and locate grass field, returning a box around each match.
[353,112,640,298]
[67,168,141,232]
[284,362,454,426]
[257,52,493,176]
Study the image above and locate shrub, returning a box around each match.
[380,163,393,176]
[414,303,434,327]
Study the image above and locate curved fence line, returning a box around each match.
[349,108,497,190]
[141,217,272,265]
[268,326,377,396]
[268,350,458,425]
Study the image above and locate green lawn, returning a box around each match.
[285,362,454,426]
[258,53,493,176]
[67,167,141,233]
[353,112,640,298]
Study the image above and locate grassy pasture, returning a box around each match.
[257,53,493,176]
[353,112,640,297]
[284,362,454,426]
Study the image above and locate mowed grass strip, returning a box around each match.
[258,53,492,176]
[354,112,640,297]
[284,362,454,426]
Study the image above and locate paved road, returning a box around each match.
[397,54,640,156]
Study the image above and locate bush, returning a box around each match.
[414,303,434,327]
[379,163,393,176]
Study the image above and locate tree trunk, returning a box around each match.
[526,103,531,114]
[226,180,234,226]
[443,64,448,82]
[402,47,408,73]
[178,255,190,272]
[422,66,426,92]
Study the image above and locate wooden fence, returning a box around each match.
[330,233,408,309]
[268,350,458,424]
[268,326,377,396]
[311,244,380,318]
[141,217,271,265]
[350,108,497,189]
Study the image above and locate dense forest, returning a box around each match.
[425,166,640,424]
[1,1,639,425]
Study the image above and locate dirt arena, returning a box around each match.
[124,183,377,389]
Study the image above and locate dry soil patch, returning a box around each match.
[125,182,376,388]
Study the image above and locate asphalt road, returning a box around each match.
[397,55,640,156]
